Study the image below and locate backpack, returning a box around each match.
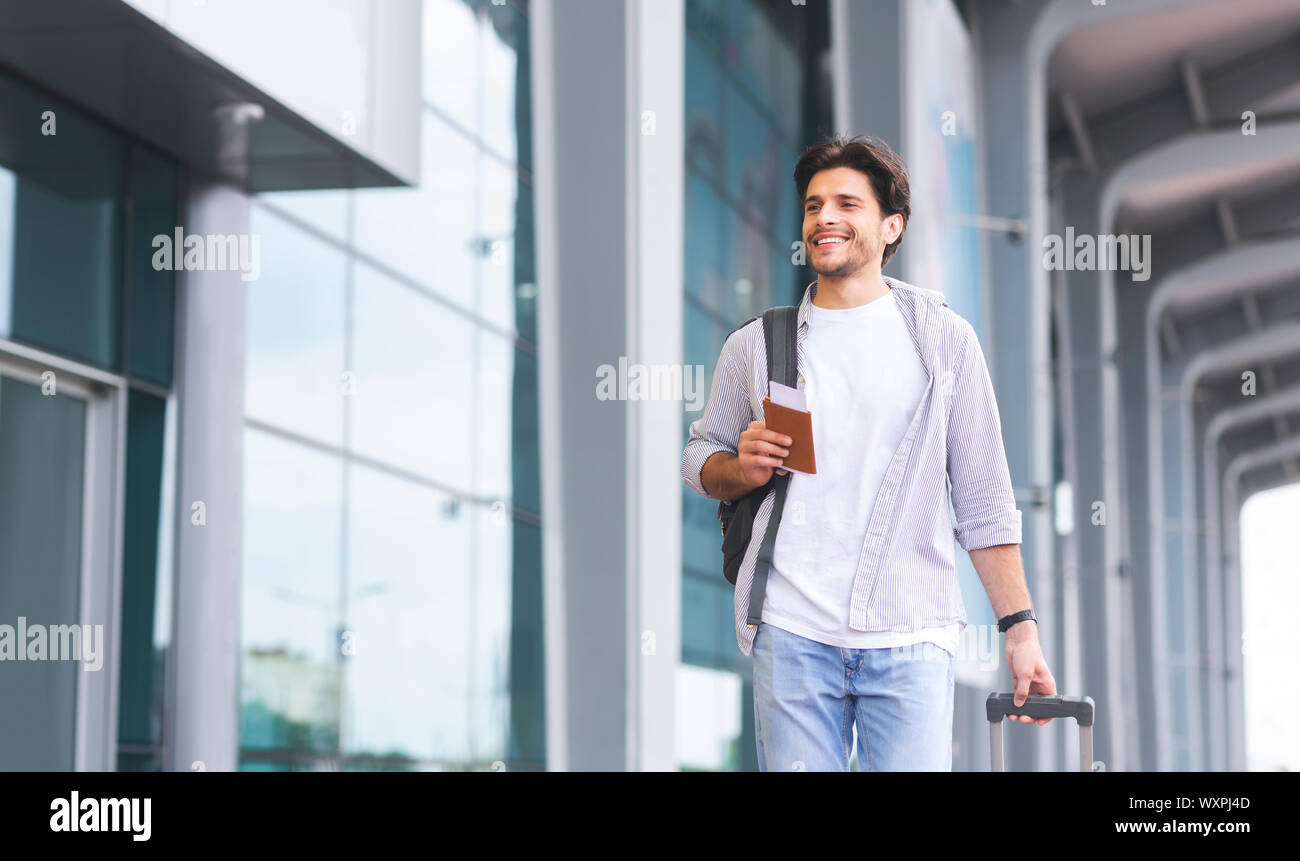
[717,305,799,627]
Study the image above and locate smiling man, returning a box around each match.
[681,134,1056,771]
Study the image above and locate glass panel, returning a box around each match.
[683,301,726,392]
[771,244,799,308]
[349,261,474,490]
[256,189,350,244]
[511,346,540,517]
[127,146,178,387]
[685,36,724,182]
[117,752,162,772]
[681,574,716,666]
[471,502,511,762]
[0,374,87,770]
[0,72,124,370]
[117,389,168,748]
[422,0,479,131]
[245,204,347,446]
[240,427,343,755]
[514,180,536,345]
[685,171,727,314]
[479,156,520,333]
[239,756,337,773]
[482,0,522,164]
[0,168,10,336]
[506,517,544,765]
[353,111,478,314]
[343,463,472,762]
[721,81,779,234]
[476,329,513,502]
[682,489,720,577]
[676,664,743,771]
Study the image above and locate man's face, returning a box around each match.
[802,166,900,277]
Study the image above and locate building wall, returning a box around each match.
[238,0,542,771]
[0,62,178,770]
[118,0,421,185]
[679,0,831,771]
[0,0,540,772]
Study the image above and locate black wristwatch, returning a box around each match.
[997,609,1037,633]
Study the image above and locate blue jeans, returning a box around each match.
[752,621,955,771]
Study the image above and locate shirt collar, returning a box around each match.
[797,274,905,332]
[796,275,937,378]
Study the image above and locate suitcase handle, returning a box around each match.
[986,693,1100,771]
[985,692,1094,726]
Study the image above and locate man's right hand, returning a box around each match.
[737,420,792,488]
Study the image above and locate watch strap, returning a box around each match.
[998,609,1037,633]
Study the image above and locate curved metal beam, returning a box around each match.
[1201,383,1300,770]
[1099,121,1300,772]
[1221,433,1300,771]
[1029,0,1250,775]
[1029,0,1300,772]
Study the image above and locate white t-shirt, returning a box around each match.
[761,287,961,657]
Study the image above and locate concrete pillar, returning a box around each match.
[532,0,683,771]
[167,177,248,772]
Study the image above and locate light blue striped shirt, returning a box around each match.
[681,275,1022,657]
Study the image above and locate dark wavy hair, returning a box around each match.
[793,134,911,267]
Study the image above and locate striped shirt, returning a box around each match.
[681,275,1022,657]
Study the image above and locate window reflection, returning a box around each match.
[471,502,512,762]
[241,0,541,771]
[245,204,347,446]
[476,330,515,501]
[479,155,520,332]
[353,111,478,314]
[349,261,474,490]
[240,427,343,754]
[676,664,743,771]
[0,72,124,369]
[0,375,86,770]
[257,188,349,243]
[482,0,522,164]
[681,1,818,715]
[422,0,479,131]
[343,463,472,762]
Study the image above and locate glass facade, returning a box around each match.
[239,0,543,771]
[679,0,831,770]
[0,66,176,772]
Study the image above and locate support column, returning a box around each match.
[973,0,1059,774]
[532,0,683,771]
[167,177,248,772]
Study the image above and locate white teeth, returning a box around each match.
[815,237,846,246]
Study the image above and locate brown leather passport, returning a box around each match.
[761,397,817,475]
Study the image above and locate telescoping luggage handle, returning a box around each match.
[986,693,1103,772]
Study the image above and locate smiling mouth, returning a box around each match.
[812,236,849,250]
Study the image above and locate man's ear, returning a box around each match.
[886,213,903,243]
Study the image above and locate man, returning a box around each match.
[680,134,1056,771]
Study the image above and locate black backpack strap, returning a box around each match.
[747,305,798,627]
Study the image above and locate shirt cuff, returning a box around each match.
[954,508,1022,551]
[682,440,736,499]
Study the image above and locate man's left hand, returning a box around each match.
[1005,623,1057,726]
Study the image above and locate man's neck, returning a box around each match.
[813,269,890,309]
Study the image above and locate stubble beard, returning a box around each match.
[811,231,879,278]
